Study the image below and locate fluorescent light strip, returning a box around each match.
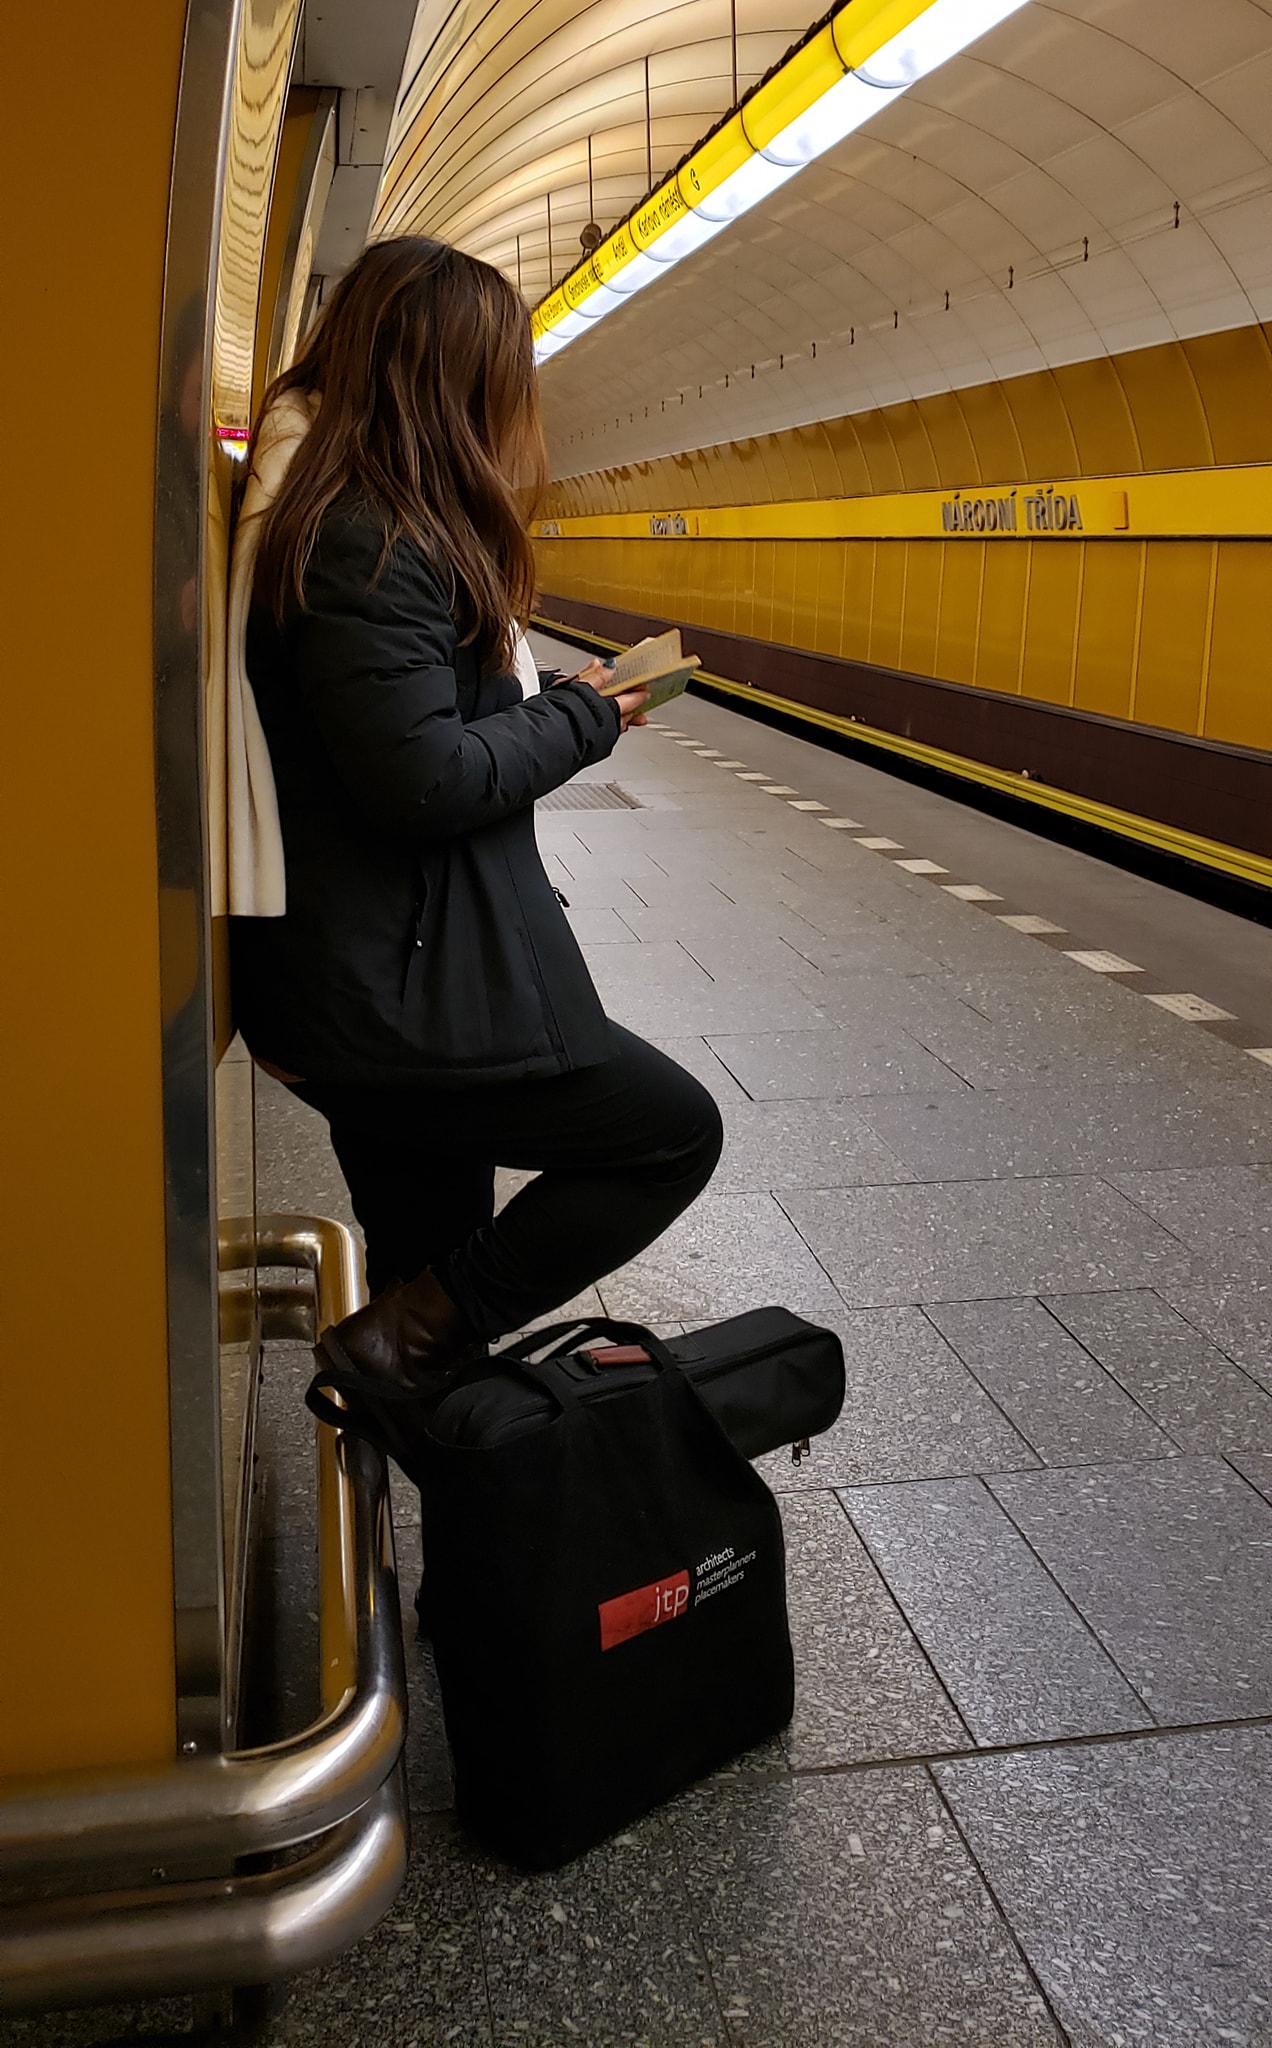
[533,0,1031,365]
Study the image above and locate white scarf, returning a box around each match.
[212,390,539,918]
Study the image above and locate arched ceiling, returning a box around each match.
[531,0,1272,474]
[371,0,1272,479]
[374,0,819,300]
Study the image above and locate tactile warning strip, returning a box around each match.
[539,783,642,811]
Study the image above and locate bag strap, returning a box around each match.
[519,1357,586,1414]
[497,1316,678,1369]
[304,1356,436,1463]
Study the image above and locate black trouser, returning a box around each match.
[294,1024,724,1339]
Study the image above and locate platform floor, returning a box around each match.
[16,661,1272,2048]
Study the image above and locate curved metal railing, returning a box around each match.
[0,1216,409,2012]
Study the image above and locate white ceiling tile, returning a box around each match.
[1127,221,1255,330]
[928,63,1096,160]
[1003,14,1180,129]
[982,165,1097,250]
[1202,190,1272,301]
[1116,92,1269,194]
[1204,46,1272,153]
[1043,132,1174,231]
[1081,0,1272,83]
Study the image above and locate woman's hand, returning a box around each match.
[569,658,649,731]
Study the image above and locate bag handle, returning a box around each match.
[498,1316,678,1370]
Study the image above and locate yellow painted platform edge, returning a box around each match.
[531,613,1272,891]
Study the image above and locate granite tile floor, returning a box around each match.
[16,673,1272,2048]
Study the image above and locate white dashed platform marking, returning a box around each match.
[639,708,1258,1053]
[1145,993,1236,1022]
[1065,950,1144,974]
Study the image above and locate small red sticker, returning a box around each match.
[598,1570,690,1651]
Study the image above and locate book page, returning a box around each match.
[605,628,683,690]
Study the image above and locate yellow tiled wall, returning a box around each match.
[537,326,1272,753]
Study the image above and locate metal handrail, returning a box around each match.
[0,1775,408,2011]
[0,1217,406,1875]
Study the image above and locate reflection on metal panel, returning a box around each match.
[210,0,306,442]
[154,0,239,1764]
[155,0,302,1760]
[267,95,338,382]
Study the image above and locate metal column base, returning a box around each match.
[0,1216,408,2015]
[0,1776,407,2011]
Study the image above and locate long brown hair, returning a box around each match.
[251,237,546,670]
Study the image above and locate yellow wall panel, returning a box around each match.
[1117,343,1212,471]
[1206,543,1272,748]
[790,541,820,648]
[869,543,906,672]
[1022,546,1082,705]
[767,429,809,500]
[977,546,1029,696]
[1073,543,1142,720]
[732,537,758,640]
[813,542,848,656]
[885,401,941,491]
[899,543,941,678]
[841,542,875,659]
[1053,358,1141,477]
[1135,543,1212,735]
[769,539,798,648]
[797,421,844,498]
[824,414,873,496]
[921,389,982,489]
[852,412,905,495]
[1005,371,1080,481]
[936,544,984,685]
[2,0,186,1775]
[1184,328,1272,466]
[953,381,1026,484]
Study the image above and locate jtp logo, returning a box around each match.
[598,1570,690,1652]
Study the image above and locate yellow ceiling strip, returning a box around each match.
[831,0,942,67]
[680,113,755,209]
[743,24,848,153]
[535,0,946,330]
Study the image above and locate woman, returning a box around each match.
[231,237,723,1423]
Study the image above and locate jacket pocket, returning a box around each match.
[401,845,549,1070]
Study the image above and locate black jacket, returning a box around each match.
[230,502,622,1087]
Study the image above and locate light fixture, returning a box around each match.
[532,0,1032,365]
[856,0,1030,88]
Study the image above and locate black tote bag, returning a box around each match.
[306,1306,846,1481]
[414,1344,795,1869]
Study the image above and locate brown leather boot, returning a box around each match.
[318,1267,484,1396]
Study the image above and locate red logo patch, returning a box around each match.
[598,1570,690,1651]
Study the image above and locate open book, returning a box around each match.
[599,628,700,713]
